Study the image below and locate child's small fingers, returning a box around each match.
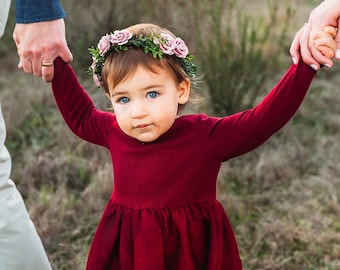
[310,44,334,67]
[323,26,338,38]
[311,30,332,41]
[315,36,337,50]
[314,44,335,58]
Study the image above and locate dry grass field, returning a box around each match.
[0,0,339,269]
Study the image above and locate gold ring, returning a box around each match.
[41,62,54,67]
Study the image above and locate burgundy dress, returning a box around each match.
[52,58,315,269]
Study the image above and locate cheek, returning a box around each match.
[112,106,128,125]
[155,104,178,123]
[114,113,131,135]
[114,108,124,117]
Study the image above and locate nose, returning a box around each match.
[130,100,148,119]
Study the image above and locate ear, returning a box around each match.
[178,79,191,105]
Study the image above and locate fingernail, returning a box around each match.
[292,57,298,65]
[310,64,318,71]
[324,63,332,68]
[336,49,340,59]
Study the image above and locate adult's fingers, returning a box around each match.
[12,20,72,81]
[59,46,73,64]
[16,43,44,76]
[41,45,73,82]
[290,26,304,65]
[336,42,340,59]
[336,19,340,59]
[18,58,33,74]
[31,52,44,77]
[299,23,320,69]
[41,59,55,83]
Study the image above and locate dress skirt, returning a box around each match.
[86,199,242,270]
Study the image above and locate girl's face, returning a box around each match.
[106,65,190,142]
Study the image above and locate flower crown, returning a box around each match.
[88,29,197,88]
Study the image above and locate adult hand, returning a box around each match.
[290,0,340,70]
[13,18,73,82]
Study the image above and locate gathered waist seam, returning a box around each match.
[108,198,220,211]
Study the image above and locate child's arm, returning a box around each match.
[206,59,315,160]
[51,58,114,147]
[217,29,335,160]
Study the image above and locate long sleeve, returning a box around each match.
[15,0,65,23]
[51,58,115,148]
[203,60,316,161]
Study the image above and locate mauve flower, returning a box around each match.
[173,37,189,58]
[110,30,133,45]
[97,34,111,56]
[93,74,102,88]
[91,59,97,70]
[155,33,176,55]
[159,33,174,41]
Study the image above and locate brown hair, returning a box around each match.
[101,23,202,111]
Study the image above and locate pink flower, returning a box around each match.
[110,30,133,45]
[91,58,97,71]
[173,37,189,58]
[93,74,102,88]
[97,34,111,56]
[154,33,176,55]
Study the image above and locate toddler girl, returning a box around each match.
[51,23,336,269]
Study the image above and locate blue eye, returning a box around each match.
[118,97,130,104]
[147,91,158,99]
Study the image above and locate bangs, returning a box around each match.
[101,48,187,93]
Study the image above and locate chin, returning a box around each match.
[135,134,160,143]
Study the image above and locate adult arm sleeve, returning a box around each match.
[15,0,66,23]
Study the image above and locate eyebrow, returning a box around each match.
[111,90,128,97]
[112,84,164,97]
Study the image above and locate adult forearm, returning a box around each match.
[15,0,65,23]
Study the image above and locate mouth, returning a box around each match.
[135,123,150,129]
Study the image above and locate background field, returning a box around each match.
[1,0,339,269]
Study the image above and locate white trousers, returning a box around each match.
[0,0,11,37]
[0,102,52,270]
[1,1,53,269]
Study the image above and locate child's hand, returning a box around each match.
[311,26,337,60]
